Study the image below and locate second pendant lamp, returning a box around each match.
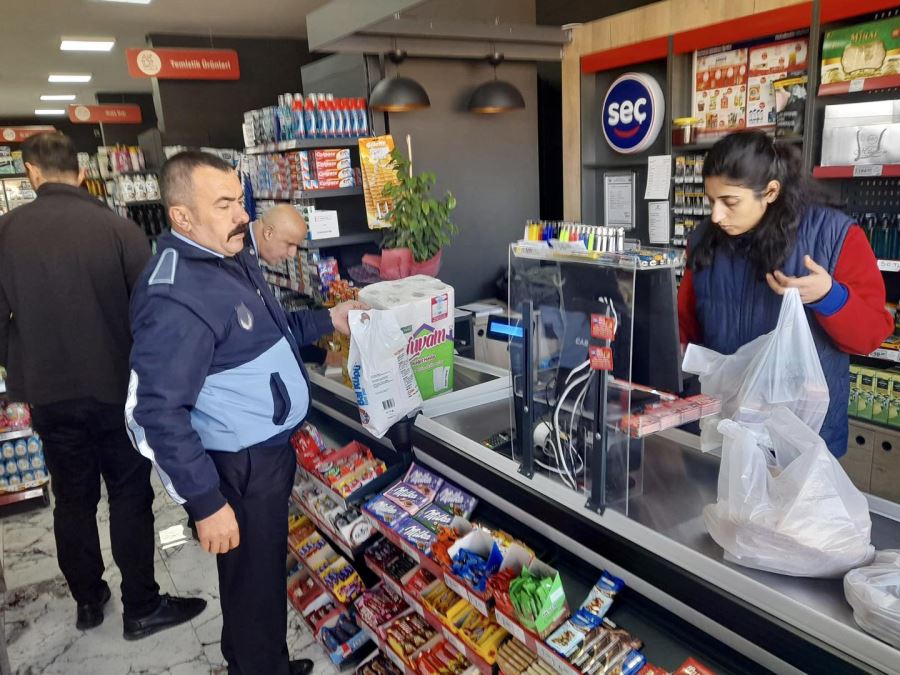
[468,52,525,114]
[370,49,430,112]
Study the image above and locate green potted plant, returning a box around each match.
[373,147,457,280]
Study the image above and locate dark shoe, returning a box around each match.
[76,583,112,630]
[290,660,314,675]
[122,594,206,641]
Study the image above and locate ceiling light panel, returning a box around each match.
[48,74,92,83]
[60,38,116,52]
[41,94,76,101]
[35,109,66,116]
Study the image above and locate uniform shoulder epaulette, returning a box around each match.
[148,248,178,286]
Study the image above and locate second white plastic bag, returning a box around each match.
[683,287,830,452]
[348,310,423,438]
[703,407,874,578]
[844,550,900,648]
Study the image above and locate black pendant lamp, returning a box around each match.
[468,52,525,114]
[370,49,430,112]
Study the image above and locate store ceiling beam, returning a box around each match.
[324,34,565,61]
[359,17,569,46]
[305,0,428,52]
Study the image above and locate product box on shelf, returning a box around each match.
[821,16,900,93]
[359,135,398,229]
[317,612,371,665]
[821,100,900,167]
[355,583,410,639]
[384,611,442,668]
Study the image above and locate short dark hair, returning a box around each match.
[159,150,235,209]
[21,132,79,176]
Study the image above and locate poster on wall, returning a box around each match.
[746,37,808,128]
[692,46,749,136]
[691,30,809,137]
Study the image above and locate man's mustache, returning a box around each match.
[228,223,248,238]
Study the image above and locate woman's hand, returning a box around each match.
[765,255,832,304]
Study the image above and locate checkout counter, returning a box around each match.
[307,356,900,675]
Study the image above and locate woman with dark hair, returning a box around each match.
[679,130,893,458]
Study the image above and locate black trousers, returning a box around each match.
[30,398,160,617]
[211,441,295,675]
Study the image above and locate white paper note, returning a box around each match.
[648,202,671,244]
[645,155,672,199]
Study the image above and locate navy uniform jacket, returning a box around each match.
[126,231,333,520]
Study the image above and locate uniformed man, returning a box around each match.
[126,151,364,675]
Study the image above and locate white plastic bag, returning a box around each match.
[703,407,874,577]
[683,287,830,452]
[844,550,900,648]
[348,310,423,438]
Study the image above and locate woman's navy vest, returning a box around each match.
[690,205,853,457]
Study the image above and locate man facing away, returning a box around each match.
[127,151,365,675]
[0,132,205,638]
[247,203,308,266]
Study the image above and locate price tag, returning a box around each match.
[386,647,406,671]
[443,627,466,655]
[496,610,527,644]
[537,643,573,675]
[443,574,469,601]
[849,78,865,93]
[409,597,424,617]
[853,164,883,177]
[469,593,489,617]
[878,259,900,272]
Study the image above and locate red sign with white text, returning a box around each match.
[0,126,56,143]
[68,104,142,124]
[126,47,240,80]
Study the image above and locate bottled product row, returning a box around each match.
[243,92,371,147]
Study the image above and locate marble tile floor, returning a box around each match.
[1,474,339,675]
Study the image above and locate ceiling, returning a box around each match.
[0,0,329,119]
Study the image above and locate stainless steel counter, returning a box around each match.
[308,363,900,673]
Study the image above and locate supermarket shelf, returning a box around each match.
[264,272,304,292]
[849,416,900,436]
[291,491,379,559]
[287,542,351,613]
[297,460,406,511]
[819,75,900,97]
[868,347,900,363]
[362,565,498,675]
[0,173,27,179]
[877,259,900,272]
[302,232,380,250]
[813,165,900,179]
[0,483,48,508]
[122,199,163,206]
[0,427,33,442]
[361,507,493,617]
[113,170,157,176]
[244,137,367,155]
[254,187,363,201]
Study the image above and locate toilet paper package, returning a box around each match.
[358,275,454,400]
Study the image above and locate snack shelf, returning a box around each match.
[297,460,407,511]
[253,187,363,201]
[245,137,367,155]
[361,507,493,617]
[812,165,900,179]
[0,427,33,442]
[287,540,352,614]
[291,490,380,559]
[867,347,900,363]
[818,74,900,96]
[363,561,494,675]
[288,586,374,670]
[356,616,418,675]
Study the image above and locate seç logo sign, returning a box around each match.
[601,72,665,154]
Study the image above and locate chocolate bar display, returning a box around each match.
[384,482,431,515]
[434,483,478,519]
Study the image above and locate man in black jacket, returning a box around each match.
[0,132,205,639]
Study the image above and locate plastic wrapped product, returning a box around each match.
[348,310,423,438]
